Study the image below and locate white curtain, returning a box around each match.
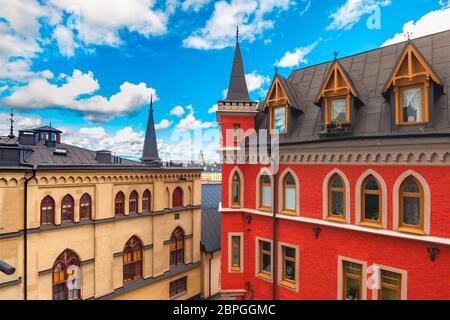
[403,88,422,122]
[331,99,346,122]
[284,188,296,211]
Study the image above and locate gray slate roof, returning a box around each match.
[201,183,221,253]
[256,30,450,146]
[224,41,251,102]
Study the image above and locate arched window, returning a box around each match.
[259,175,272,210]
[115,192,125,216]
[231,172,241,208]
[170,227,184,267]
[282,173,296,214]
[79,193,92,220]
[123,236,143,284]
[172,187,183,208]
[129,190,138,214]
[361,175,382,225]
[52,249,81,300]
[399,176,424,230]
[61,195,74,223]
[41,196,55,226]
[328,174,346,220]
[142,189,151,212]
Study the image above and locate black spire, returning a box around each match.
[224,26,250,102]
[8,109,15,139]
[140,95,160,163]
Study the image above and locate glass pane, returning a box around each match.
[285,174,295,186]
[364,194,380,221]
[285,247,295,258]
[331,175,343,188]
[233,248,239,265]
[273,107,286,132]
[331,99,346,122]
[284,188,296,211]
[262,175,271,183]
[364,177,379,190]
[381,287,398,300]
[233,182,239,203]
[262,254,271,273]
[403,178,419,193]
[345,262,361,275]
[345,277,361,300]
[402,87,422,122]
[284,260,295,281]
[381,270,401,286]
[331,191,344,216]
[262,186,272,207]
[402,197,420,226]
[262,241,271,251]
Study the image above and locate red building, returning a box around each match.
[218,30,450,300]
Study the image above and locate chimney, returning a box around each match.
[96,150,112,164]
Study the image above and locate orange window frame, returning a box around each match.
[396,83,428,125]
[327,174,346,222]
[325,95,351,124]
[360,176,382,227]
[281,175,296,215]
[270,105,288,134]
[398,176,424,234]
[231,236,241,271]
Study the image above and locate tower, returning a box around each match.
[141,95,160,164]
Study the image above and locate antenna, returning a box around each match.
[333,51,339,60]
[236,26,239,43]
[8,108,14,139]
[404,31,413,41]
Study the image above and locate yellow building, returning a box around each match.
[0,102,214,300]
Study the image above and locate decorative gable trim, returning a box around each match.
[262,76,291,111]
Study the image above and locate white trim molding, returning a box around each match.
[255,168,274,211]
[337,256,367,300]
[255,236,273,283]
[371,264,407,300]
[228,166,245,209]
[278,167,300,216]
[355,169,388,229]
[228,232,244,273]
[322,168,351,223]
[277,242,300,292]
[392,170,431,235]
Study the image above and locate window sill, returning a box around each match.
[397,121,428,126]
[231,205,241,209]
[359,221,383,229]
[326,216,346,223]
[397,226,425,235]
[257,272,272,281]
[279,280,297,290]
[170,291,187,300]
[280,210,296,216]
[230,267,241,272]
[258,207,272,212]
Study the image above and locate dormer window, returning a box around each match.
[316,61,360,136]
[263,77,290,134]
[384,43,442,126]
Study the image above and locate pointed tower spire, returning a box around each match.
[224,26,250,102]
[141,95,160,163]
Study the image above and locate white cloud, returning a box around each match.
[245,70,270,92]
[276,39,321,68]
[155,119,172,130]
[0,59,53,82]
[175,105,217,131]
[0,112,42,135]
[299,1,311,16]
[0,86,7,94]
[208,104,218,113]
[2,69,156,121]
[53,25,77,57]
[382,7,450,46]
[326,0,391,31]
[170,105,185,117]
[183,0,293,50]
[182,0,211,12]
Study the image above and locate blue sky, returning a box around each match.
[1,0,449,161]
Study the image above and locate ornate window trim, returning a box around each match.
[256,168,274,212]
[393,170,430,235]
[323,169,350,223]
[355,169,387,229]
[277,168,300,216]
[228,166,244,208]
[228,232,244,273]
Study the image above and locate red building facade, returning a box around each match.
[218,31,450,300]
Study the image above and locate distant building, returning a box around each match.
[0,100,206,300]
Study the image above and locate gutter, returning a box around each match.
[209,252,213,298]
[23,165,37,300]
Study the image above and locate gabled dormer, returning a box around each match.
[315,60,361,136]
[383,42,443,126]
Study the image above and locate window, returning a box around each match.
[378,270,402,300]
[41,196,55,226]
[328,97,347,123]
[259,175,272,210]
[361,175,382,226]
[61,195,74,223]
[328,174,346,221]
[142,189,151,212]
[129,190,138,214]
[342,260,362,300]
[123,236,143,284]
[231,172,241,208]
[257,240,272,280]
[52,249,81,300]
[280,246,296,289]
[400,86,423,124]
[115,192,125,216]
[233,124,241,145]
[282,173,296,214]
[271,106,287,133]
[172,187,183,208]
[169,277,187,298]
[170,227,184,267]
[230,235,241,271]
[399,176,424,232]
[51,133,57,141]
[79,193,91,220]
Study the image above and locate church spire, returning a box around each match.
[141,95,160,163]
[224,26,250,102]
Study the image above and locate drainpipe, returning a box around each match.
[271,158,278,300]
[208,252,213,298]
[23,166,37,300]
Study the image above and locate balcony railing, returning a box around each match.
[320,121,353,137]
